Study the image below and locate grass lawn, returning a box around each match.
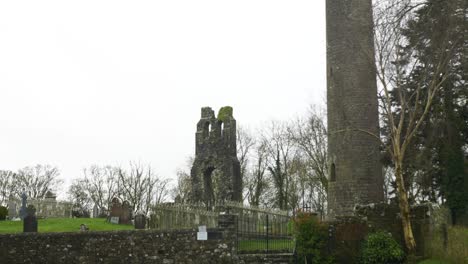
[238,239,294,252]
[0,218,134,234]
[418,259,451,264]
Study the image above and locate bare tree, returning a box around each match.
[82,165,119,213]
[15,165,63,199]
[171,156,193,203]
[171,169,191,203]
[118,162,170,214]
[288,155,307,212]
[237,125,255,181]
[244,140,269,206]
[0,170,16,206]
[263,121,297,210]
[68,178,92,214]
[373,0,458,252]
[289,107,328,215]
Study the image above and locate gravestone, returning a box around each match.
[19,192,28,220]
[93,204,99,218]
[109,198,122,219]
[108,197,134,224]
[120,201,132,224]
[7,197,17,219]
[23,205,37,233]
[134,213,146,229]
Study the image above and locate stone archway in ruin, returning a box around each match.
[190,106,242,206]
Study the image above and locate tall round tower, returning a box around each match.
[326,0,384,218]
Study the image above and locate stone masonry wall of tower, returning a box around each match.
[326,0,384,218]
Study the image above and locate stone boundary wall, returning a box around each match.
[326,203,433,263]
[0,216,239,264]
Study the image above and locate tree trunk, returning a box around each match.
[394,159,416,253]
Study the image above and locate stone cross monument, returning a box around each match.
[326,0,384,218]
[190,106,242,206]
[19,192,28,220]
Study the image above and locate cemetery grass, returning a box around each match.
[0,218,134,233]
[238,239,293,252]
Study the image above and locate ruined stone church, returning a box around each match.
[190,106,242,206]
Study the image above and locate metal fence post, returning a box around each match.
[266,214,269,253]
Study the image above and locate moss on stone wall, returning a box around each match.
[217,106,233,122]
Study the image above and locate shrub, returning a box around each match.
[293,211,333,263]
[360,231,405,264]
[0,206,7,220]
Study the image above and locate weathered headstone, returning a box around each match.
[7,197,17,219]
[120,201,132,224]
[23,205,37,233]
[93,204,99,218]
[109,197,122,219]
[134,213,146,229]
[19,192,28,220]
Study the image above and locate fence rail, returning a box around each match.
[149,202,295,254]
[236,208,294,254]
[149,203,219,230]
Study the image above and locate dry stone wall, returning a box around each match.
[0,229,235,264]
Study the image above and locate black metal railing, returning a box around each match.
[236,211,295,254]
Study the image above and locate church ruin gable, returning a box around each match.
[190,106,242,206]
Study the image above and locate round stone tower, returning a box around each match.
[326,0,384,218]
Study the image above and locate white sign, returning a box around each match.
[197,232,208,241]
[110,216,119,224]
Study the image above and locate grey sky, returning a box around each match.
[0,1,326,199]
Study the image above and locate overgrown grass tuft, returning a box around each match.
[425,226,468,264]
[0,218,134,233]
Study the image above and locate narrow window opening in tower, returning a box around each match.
[203,122,210,139]
[219,121,224,137]
[330,163,336,182]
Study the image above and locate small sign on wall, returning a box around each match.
[110,216,119,224]
[197,225,207,240]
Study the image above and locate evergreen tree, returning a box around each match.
[383,0,467,223]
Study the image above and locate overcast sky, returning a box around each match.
[0,1,326,199]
